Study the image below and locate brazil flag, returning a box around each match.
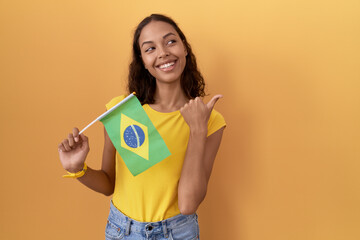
[100,94,171,176]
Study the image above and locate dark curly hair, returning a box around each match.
[128,14,206,105]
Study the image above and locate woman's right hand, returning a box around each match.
[58,127,90,173]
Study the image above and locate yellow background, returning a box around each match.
[0,0,359,239]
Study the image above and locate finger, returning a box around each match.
[195,97,205,107]
[62,139,71,151]
[58,143,65,152]
[68,133,75,148]
[73,127,80,142]
[206,94,223,111]
[79,134,90,151]
[79,133,88,143]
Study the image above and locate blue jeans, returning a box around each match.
[105,201,200,240]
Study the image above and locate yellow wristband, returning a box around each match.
[62,163,87,178]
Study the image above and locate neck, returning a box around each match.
[150,80,188,112]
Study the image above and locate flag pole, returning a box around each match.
[79,93,135,135]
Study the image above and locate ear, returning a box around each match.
[182,40,188,56]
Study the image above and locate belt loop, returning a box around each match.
[125,218,131,236]
[162,220,168,238]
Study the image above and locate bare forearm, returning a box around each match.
[77,167,114,196]
[178,129,208,214]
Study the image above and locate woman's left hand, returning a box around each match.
[180,95,223,132]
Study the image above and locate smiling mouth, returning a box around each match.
[157,60,177,71]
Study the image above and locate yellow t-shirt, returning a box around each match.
[105,95,226,222]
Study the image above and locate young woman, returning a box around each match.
[58,14,226,240]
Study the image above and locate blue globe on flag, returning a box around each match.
[123,125,145,148]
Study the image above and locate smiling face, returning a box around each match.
[139,20,188,85]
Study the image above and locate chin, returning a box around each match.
[153,72,182,84]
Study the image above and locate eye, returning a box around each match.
[167,39,177,45]
[145,47,155,53]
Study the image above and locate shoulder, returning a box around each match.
[207,109,226,137]
[105,95,127,110]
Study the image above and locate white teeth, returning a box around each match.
[159,62,175,69]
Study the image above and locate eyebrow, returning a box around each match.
[141,32,176,48]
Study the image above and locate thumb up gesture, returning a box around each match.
[180,95,223,132]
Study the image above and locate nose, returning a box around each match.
[158,46,169,59]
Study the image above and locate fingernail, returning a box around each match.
[75,137,79,142]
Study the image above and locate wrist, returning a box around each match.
[63,163,87,178]
[65,163,85,173]
[189,126,207,137]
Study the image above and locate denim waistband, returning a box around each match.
[108,200,197,236]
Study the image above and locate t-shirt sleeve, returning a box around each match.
[105,95,126,110]
[207,109,226,137]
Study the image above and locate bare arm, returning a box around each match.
[178,95,225,214]
[178,127,224,215]
[58,127,116,196]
